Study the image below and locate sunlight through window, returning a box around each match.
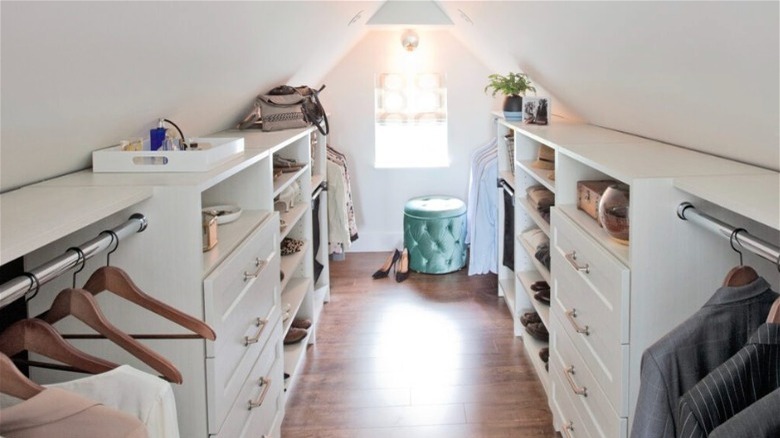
[375,73,448,168]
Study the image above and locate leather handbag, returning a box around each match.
[239,85,329,135]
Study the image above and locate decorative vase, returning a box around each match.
[503,95,523,121]
[598,184,630,245]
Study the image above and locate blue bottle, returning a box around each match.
[150,119,166,151]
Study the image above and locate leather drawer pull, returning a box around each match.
[243,318,268,346]
[565,366,588,397]
[243,258,266,282]
[565,251,590,274]
[562,420,575,438]
[247,377,272,410]
[565,309,590,336]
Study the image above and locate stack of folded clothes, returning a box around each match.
[526,185,555,223]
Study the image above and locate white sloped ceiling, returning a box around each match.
[441,1,779,170]
[1,1,777,192]
[0,1,380,191]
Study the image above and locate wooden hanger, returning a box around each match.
[722,265,759,287]
[37,288,183,384]
[768,298,780,324]
[723,228,759,287]
[82,266,215,340]
[0,318,117,375]
[0,352,43,400]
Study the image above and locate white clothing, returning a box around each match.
[467,138,499,275]
[47,365,179,438]
[327,159,351,249]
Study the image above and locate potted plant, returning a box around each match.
[484,72,537,121]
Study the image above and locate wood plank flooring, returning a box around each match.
[281,252,557,437]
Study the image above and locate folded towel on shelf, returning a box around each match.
[526,185,555,212]
[521,229,549,251]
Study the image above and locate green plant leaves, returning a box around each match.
[484,72,536,97]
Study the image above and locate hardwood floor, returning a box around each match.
[281,252,557,437]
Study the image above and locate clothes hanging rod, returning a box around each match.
[677,202,779,267]
[0,213,148,309]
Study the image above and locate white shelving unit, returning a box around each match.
[18,125,330,437]
[496,114,777,437]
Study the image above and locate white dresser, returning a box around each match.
[496,116,778,436]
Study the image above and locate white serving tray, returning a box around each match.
[92,137,244,172]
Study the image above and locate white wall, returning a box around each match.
[321,29,496,252]
[0,1,377,191]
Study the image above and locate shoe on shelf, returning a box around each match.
[291,318,312,329]
[525,322,549,342]
[520,312,541,327]
[373,249,401,279]
[281,237,304,256]
[539,347,549,363]
[534,289,551,305]
[284,327,308,345]
[530,280,549,292]
[395,248,410,283]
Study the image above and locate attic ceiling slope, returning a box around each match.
[438,1,779,170]
[0,1,380,192]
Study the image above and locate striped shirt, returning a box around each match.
[677,323,780,438]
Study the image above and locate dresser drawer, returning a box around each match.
[212,321,285,438]
[550,363,592,438]
[204,215,281,433]
[552,252,629,415]
[551,209,630,342]
[550,313,627,438]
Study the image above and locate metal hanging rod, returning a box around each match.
[677,202,779,268]
[0,213,148,309]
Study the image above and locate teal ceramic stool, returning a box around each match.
[403,195,467,274]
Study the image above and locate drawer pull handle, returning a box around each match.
[565,251,589,274]
[562,420,575,438]
[565,309,590,336]
[247,377,272,410]
[564,366,588,397]
[243,318,268,346]
[243,258,266,281]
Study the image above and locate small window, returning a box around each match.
[374,73,448,168]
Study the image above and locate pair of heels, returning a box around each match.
[372,248,410,282]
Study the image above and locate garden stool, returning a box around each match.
[403,195,467,274]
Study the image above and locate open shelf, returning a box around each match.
[279,203,308,241]
[281,278,312,337]
[557,204,630,267]
[280,240,310,291]
[311,174,325,193]
[517,270,550,329]
[518,233,552,283]
[283,330,312,395]
[202,210,272,277]
[517,159,555,193]
[522,330,550,395]
[499,277,517,317]
[500,171,515,189]
[273,165,309,197]
[517,197,551,237]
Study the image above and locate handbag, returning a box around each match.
[238,85,329,135]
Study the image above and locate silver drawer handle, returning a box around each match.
[565,309,590,336]
[562,420,575,438]
[247,377,272,410]
[243,318,268,346]
[243,258,266,281]
[565,251,589,274]
[565,366,588,397]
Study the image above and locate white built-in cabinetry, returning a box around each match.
[495,114,779,436]
[14,125,329,437]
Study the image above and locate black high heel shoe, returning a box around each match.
[373,249,401,279]
[395,248,410,283]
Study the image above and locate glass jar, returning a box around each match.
[598,184,630,245]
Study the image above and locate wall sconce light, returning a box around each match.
[401,29,419,52]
